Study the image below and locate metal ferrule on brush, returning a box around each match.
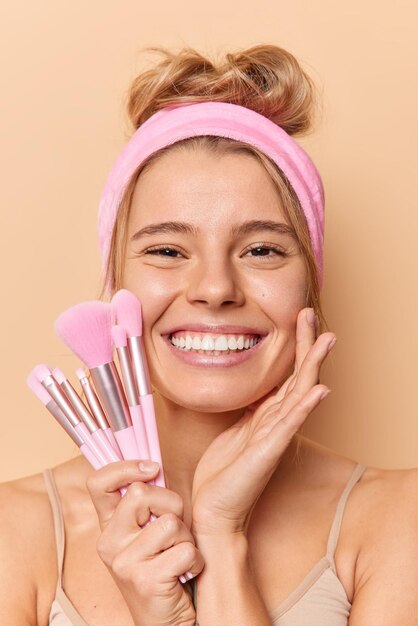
[128,336,151,396]
[79,375,110,430]
[41,375,80,428]
[116,345,139,407]
[89,362,132,432]
[60,379,98,433]
[46,399,84,447]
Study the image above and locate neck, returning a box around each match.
[153,392,302,499]
[153,391,245,495]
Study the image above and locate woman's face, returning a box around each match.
[122,148,308,412]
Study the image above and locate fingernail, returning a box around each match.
[306,308,315,326]
[138,461,159,474]
[179,571,194,584]
[320,388,331,400]
[327,337,337,353]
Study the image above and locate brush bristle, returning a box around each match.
[76,368,87,381]
[33,363,52,383]
[111,324,127,349]
[54,301,113,369]
[52,367,66,385]
[27,371,51,405]
[111,290,142,337]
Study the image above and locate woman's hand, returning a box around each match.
[191,307,336,537]
[87,461,204,626]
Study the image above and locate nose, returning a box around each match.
[185,257,246,309]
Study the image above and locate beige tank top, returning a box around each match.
[44,463,366,625]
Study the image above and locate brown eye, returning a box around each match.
[244,245,286,258]
[145,246,183,257]
[251,247,273,256]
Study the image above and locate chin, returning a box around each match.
[157,379,278,413]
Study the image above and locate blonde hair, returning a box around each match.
[101,44,328,333]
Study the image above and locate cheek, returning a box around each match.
[122,264,178,330]
[252,267,307,323]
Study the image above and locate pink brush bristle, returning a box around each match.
[33,363,52,383]
[76,368,87,381]
[111,290,143,337]
[27,370,51,405]
[54,301,114,369]
[111,324,128,349]
[52,367,66,384]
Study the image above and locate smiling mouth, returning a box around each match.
[168,332,263,355]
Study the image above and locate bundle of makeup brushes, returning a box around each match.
[27,288,192,584]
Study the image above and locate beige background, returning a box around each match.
[1,1,417,481]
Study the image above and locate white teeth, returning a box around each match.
[201,335,215,350]
[169,333,261,352]
[228,336,237,350]
[191,337,201,350]
[214,336,229,351]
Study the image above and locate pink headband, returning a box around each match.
[98,101,325,288]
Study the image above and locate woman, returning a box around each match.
[0,45,416,626]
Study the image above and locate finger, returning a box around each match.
[266,385,331,447]
[117,513,196,563]
[86,460,160,529]
[277,308,318,399]
[103,481,184,545]
[278,332,336,415]
[273,370,297,403]
[96,488,185,567]
[267,308,318,406]
[142,513,195,556]
[152,541,205,582]
[295,308,317,374]
[112,535,204,590]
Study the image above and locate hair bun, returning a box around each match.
[126,44,316,136]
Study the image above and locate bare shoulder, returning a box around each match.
[0,455,92,625]
[0,470,57,624]
[294,437,418,618]
[0,470,55,560]
[360,463,418,501]
[0,454,93,559]
[352,464,418,553]
[345,466,418,622]
[0,470,51,518]
[344,463,418,541]
[299,438,418,558]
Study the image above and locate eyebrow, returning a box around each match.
[130,220,297,241]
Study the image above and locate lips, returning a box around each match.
[162,323,268,337]
[159,324,267,368]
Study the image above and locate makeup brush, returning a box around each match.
[110,293,194,581]
[111,324,151,462]
[54,301,140,460]
[76,368,121,456]
[52,367,121,462]
[54,300,192,582]
[27,371,101,469]
[112,290,165,488]
[32,364,112,467]
[30,366,129,496]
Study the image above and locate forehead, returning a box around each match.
[128,148,288,229]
